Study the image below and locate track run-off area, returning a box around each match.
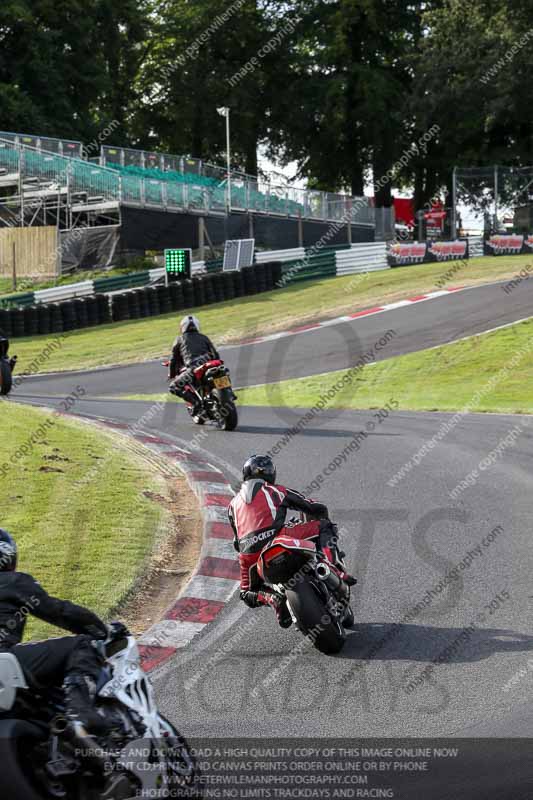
[11,278,533,768]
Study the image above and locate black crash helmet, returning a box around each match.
[242,455,276,484]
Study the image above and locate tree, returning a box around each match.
[0,0,150,144]
[266,1,431,203]
[133,0,282,174]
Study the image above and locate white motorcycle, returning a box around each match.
[0,623,198,799]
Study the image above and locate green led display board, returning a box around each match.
[164,248,191,282]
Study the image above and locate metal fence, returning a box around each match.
[100,143,374,225]
[452,165,533,236]
[0,131,83,158]
[0,137,375,225]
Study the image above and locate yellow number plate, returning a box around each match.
[214,376,231,389]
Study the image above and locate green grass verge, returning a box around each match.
[232,319,533,414]
[9,253,533,376]
[1,402,170,640]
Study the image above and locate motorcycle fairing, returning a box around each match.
[257,534,316,580]
[193,359,223,381]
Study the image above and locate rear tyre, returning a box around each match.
[222,402,238,431]
[286,580,346,655]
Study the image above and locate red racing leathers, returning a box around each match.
[228,479,331,593]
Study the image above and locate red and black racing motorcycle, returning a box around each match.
[164,358,238,431]
[256,523,355,655]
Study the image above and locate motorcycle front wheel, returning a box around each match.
[158,714,199,791]
[0,719,47,800]
[286,580,346,655]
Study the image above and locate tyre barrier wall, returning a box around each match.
[2,262,282,338]
[0,261,208,310]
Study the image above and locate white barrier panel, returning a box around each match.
[34,280,94,304]
[255,248,305,263]
[335,242,389,275]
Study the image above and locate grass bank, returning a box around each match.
[234,318,533,414]
[1,402,172,640]
[9,254,533,375]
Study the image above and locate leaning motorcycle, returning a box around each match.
[0,624,198,800]
[165,358,238,432]
[256,523,355,655]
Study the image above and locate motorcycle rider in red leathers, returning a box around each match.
[228,455,355,628]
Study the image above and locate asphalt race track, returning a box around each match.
[11,281,533,797]
[17,276,533,398]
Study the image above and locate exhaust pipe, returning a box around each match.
[51,716,70,735]
[316,562,348,598]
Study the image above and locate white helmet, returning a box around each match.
[180,315,200,334]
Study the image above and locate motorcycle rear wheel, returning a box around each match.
[286,580,346,655]
[221,402,238,431]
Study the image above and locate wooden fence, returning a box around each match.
[0,226,59,280]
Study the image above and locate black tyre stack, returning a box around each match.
[0,308,12,338]
[262,261,274,291]
[182,279,194,309]
[146,287,160,317]
[23,306,39,337]
[127,290,141,320]
[111,293,129,323]
[73,299,88,329]
[136,288,151,318]
[231,270,244,298]
[192,277,206,307]
[95,294,111,325]
[156,285,172,315]
[255,264,268,293]
[37,303,51,335]
[221,271,235,301]
[168,282,184,312]
[60,300,77,332]
[270,261,283,288]
[85,296,99,327]
[11,309,24,338]
[241,266,257,296]
[50,304,64,334]
[201,274,214,305]
[211,273,225,303]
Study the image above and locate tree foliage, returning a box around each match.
[2,0,533,204]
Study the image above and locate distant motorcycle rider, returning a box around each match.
[0,329,17,372]
[0,528,111,733]
[228,455,355,628]
[168,315,220,418]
